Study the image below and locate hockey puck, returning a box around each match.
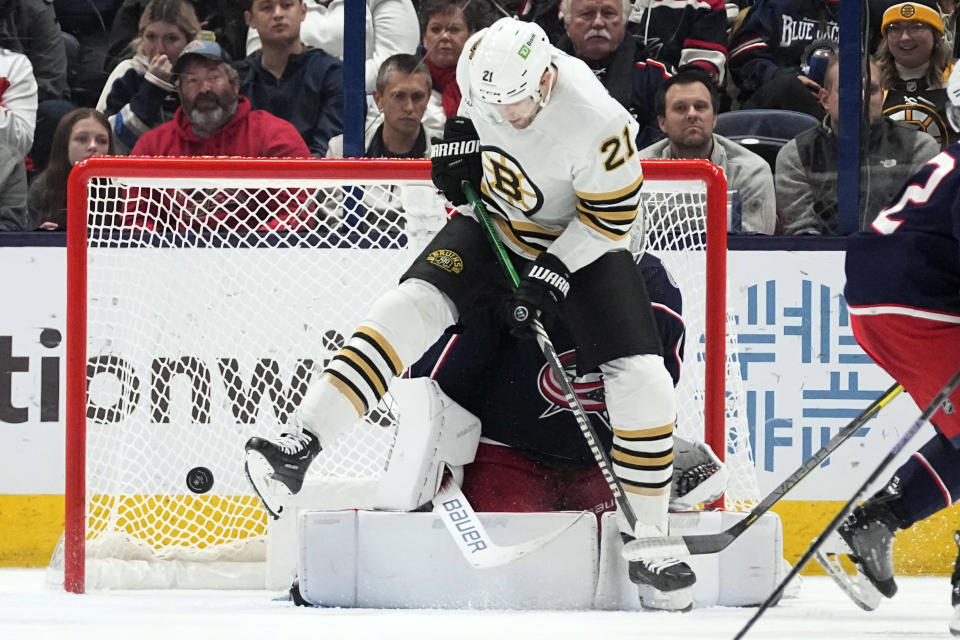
[186,466,214,494]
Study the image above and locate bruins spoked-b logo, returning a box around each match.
[426,249,463,274]
[481,146,544,216]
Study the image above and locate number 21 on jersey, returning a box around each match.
[599,125,636,172]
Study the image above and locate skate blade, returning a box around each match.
[814,533,884,611]
[244,450,293,520]
[637,584,693,612]
[951,605,960,637]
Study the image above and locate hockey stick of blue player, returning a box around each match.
[461,181,640,532]
[621,382,904,562]
[733,367,960,640]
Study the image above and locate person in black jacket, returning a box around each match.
[554,0,673,148]
[97,0,201,154]
[107,0,249,71]
[728,0,839,116]
[0,0,74,174]
[234,0,343,156]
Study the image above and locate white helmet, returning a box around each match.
[467,18,553,112]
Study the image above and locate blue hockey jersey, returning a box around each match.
[844,145,960,318]
[407,253,685,467]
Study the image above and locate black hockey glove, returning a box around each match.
[508,252,571,337]
[430,116,482,206]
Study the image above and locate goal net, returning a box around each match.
[53,157,758,592]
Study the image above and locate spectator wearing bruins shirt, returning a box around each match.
[876,1,958,148]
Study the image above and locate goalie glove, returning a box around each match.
[430,116,483,206]
[508,252,570,336]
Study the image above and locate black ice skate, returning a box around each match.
[244,429,321,519]
[624,536,696,611]
[836,495,902,599]
[949,530,960,636]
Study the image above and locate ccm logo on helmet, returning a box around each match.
[432,140,481,157]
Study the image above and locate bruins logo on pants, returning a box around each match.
[426,249,463,274]
[481,147,544,216]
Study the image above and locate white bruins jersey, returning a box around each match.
[457,38,643,272]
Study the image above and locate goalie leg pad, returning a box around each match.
[299,279,457,444]
[372,377,481,511]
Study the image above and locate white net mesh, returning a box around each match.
[639,180,759,512]
[60,159,758,589]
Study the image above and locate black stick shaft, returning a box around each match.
[622,383,902,560]
[734,368,960,640]
[462,181,639,530]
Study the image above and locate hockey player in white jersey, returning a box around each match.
[245,17,694,610]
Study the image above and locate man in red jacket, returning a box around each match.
[131,39,308,158]
[127,39,310,232]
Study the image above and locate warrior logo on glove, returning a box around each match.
[527,264,570,297]
[431,117,483,206]
[509,252,571,336]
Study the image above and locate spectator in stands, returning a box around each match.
[625,0,728,83]
[327,54,436,158]
[0,143,29,230]
[55,0,124,107]
[245,0,419,93]
[776,56,940,235]
[28,108,114,230]
[325,54,441,233]
[131,39,308,156]
[728,0,839,117]
[108,0,250,67]
[876,1,957,149]
[98,0,201,154]
[940,0,959,56]
[127,40,310,232]
[236,0,343,157]
[0,47,35,231]
[0,0,75,175]
[417,0,494,132]
[868,0,959,55]
[640,66,776,235]
[555,0,672,148]
[0,47,38,161]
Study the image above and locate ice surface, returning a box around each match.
[0,569,953,639]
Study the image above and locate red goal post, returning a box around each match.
[60,157,750,593]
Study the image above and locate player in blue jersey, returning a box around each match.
[830,65,960,628]
[408,251,726,519]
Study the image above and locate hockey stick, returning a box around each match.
[622,382,904,561]
[433,470,589,568]
[461,181,640,532]
[734,367,960,640]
